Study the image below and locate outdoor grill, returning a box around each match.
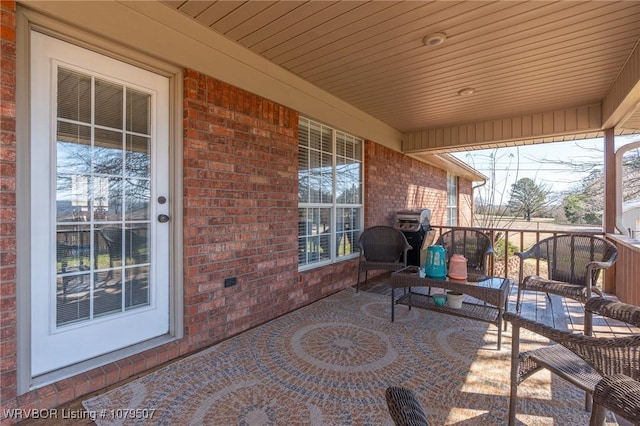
[395,209,434,267]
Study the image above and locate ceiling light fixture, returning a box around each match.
[458,88,475,96]
[423,32,447,47]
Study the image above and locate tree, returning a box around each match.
[539,140,640,204]
[507,178,551,221]
[622,147,640,200]
[461,148,521,229]
[563,193,601,225]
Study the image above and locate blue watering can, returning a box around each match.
[425,245,447,278]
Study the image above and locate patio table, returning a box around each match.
[391,266,511,350]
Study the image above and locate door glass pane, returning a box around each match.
[55,66,152,327]
[126,266,149,309]
[125,178,150,220]
[93,177,123,223]
[93,128,123,175]
[56,274,90,326]
[126,135,150,177]
[94,269,122,318]
[56,174,90,221]
[127,89,150,134]
[56,224,91,274]
[124,226,149,266]
[57,122,91,173]
[56,224,92,326]
[100,225,123,269]
[57,68,91,123]
[95,79,123,129]
[309,122,322,150]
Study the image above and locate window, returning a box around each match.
[298,117,363,267]
[447,173,458,226]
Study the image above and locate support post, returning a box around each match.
[603,128,617,294]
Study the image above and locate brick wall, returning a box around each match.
[365,140,448,227]
[0,0,17,419]
[364,140,473,228]
[182,70,304,347]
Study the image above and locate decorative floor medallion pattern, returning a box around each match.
[83,288,617,425]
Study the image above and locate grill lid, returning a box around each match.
[395,209,431,231]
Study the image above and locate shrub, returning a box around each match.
[493,238,519,258]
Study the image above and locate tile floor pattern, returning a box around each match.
[18,274,631,425]
[81,287,615,425]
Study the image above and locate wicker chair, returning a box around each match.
[385,386,429,426]
[589,374,640,426]
[435,228,493,277]
[504,297,640,426]
[515,235,618,316]
[356,226,411,292]
[100,226,148,267]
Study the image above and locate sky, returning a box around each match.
[451,135,640,205]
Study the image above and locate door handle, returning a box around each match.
[158,214,170,223]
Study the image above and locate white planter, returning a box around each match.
[446,291,464,309]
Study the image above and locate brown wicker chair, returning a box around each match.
[589,374,640,426]
[504,297,640,426]
[435,228,493,277]
[515,235,618,317]
[385,386,429,426]
[356,226,411,292]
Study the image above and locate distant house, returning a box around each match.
[622,198,640,239]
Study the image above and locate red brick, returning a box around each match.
[35,384,58,410]
[55,386,76,406]
[114,358,134,379]
[71,373,91,397]
[102,362,121,386]
[86,367,106,392]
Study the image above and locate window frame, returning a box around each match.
[297,117,363,270]
[446,172,458,227]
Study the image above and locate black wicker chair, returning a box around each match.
[356,226,411,292]
[515,235,618,334]
[504,297,640,425]
[435,227,493,278]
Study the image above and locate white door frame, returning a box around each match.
[31,31,172,376]
[16,11,183,392]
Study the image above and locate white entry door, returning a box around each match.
[30,31,170,376]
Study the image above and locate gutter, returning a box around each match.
[408,152,488,182]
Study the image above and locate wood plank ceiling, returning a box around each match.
[163,1,640,142]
